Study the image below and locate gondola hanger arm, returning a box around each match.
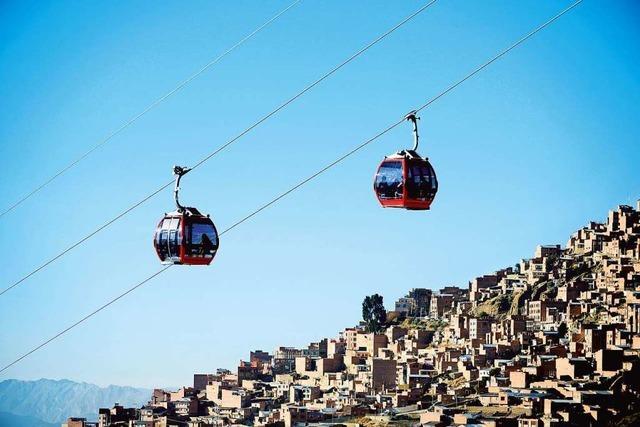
[173,165,191,212]
[405,110,420,152]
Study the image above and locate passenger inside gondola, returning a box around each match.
[406,163,437,200]
[188,222,217,257]
[375,161,403,199]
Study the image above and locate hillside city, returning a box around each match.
[63,202,640,427]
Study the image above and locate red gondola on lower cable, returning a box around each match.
[153,166,219,265]
[373,111,438,210]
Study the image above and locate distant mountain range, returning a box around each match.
[0,378,151,424]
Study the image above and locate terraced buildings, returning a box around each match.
[67,202,640,427]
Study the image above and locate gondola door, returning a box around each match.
[167,217,181,263]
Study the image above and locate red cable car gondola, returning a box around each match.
[374,111,438,210]
[153,166,219,265]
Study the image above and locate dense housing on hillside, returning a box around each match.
[63,202,640,427]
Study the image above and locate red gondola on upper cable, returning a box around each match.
[374,111,438,210]
[153,166,219,265]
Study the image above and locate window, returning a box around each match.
[161,217,179,230]
[374,161,403,199]
[187,222,218,257]
[191,223,217,245]
[155,217,180,261]
[169,217,180,230]
[157,230,167,246]
[406,160,438,200]
[165,218,180,258]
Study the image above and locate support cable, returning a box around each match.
[0,0,582,374]
[0,0,302,219]
[0,0,439,297]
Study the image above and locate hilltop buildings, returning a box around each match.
[65,202,640,426]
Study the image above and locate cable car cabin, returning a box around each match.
[374,150,438,210]
[153,207,219,265]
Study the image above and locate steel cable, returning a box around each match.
[0,0,582,374]
[0,0,439,297]
[0,0,302,219]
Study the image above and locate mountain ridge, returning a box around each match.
[0,378,151,424]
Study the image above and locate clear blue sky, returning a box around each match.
[0,0,639,388]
